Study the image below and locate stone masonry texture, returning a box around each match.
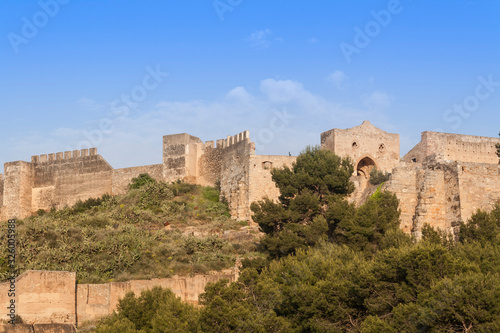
[0,121,498,235]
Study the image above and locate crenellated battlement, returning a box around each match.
[31,148,97,163]
[1,123,498,235]
[211,130,250,149]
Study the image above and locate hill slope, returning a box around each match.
[0,176,261,283]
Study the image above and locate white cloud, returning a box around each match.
[77,97,104,111]
[247,29,282,49]
[308,37,319,44]
[2,79,394,171]
[363,91,393,110]
[328,70,347,89]
[260,79,307,103]
[226,86,253,104]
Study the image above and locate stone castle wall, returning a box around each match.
[458,161,500,223]
[0,271,76,325]
[321,120,400,174]
[385,159,500,238]
[161,130,296,221]
[162,133,205,184]
[2,161,34,220]
[248,155,296,210]
[0,174,4,208]
[218,132,253,221]
[76,271,236,323]
[382,163,420,234]
[112,164,164,195]
[321,122,499,238]
[0,270,236,325]
[0,122,498,235]
[30,149,113,213]
[403,131,499,164]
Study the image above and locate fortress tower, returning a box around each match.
[0,122,498,239]
[320,120,400,190]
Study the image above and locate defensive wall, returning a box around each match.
[324,123,499,238]
[0,270,236,326]
[0,130,297,223]
[0,122,499,236]
[0,122,498,327]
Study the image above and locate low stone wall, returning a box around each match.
[0,271,76,325]
[0,270,237,326]
[76,271,237,323]
[0,323,76,333]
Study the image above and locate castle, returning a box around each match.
[1,121,499,237]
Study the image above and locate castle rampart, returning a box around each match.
[0,271,77,325]
[0,123,499,326]
[218,131,253,220]
[0,123,498,237]
[112,164,164,195]
[403,131,500,164]
[0,174,4,209]
[31,149,113,214]
[457,161,500,223]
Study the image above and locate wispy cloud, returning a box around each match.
[4,79,393,170]
[247,29,281,49]
[328,70,347,89]
[77,98,104,111]
[363,91,393,110]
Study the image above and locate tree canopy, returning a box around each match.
[496,132,500,163]
[95,205,500,332]
[92,144,500,332]
[251,145,407,258]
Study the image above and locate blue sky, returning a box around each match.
[1,0,499,172]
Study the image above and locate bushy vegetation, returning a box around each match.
[95,287,199,333]
[0,178,257,283]
[92,146,500,332]
[94,205,500,332]
[251,145,408,259]
[368,167,390,185]
[3,145,499,332]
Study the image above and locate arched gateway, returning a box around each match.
[356,157,376,179]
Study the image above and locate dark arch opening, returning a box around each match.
[356,157,376,178]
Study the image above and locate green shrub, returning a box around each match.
[95,287,199,333]
[369,167,390,185]
[128,173,156,189]
[202,186,220,202]
[139,181,174,210]
[71,194,109,214]
[171,180,197,196]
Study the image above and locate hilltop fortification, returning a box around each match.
[0,121,498,237]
